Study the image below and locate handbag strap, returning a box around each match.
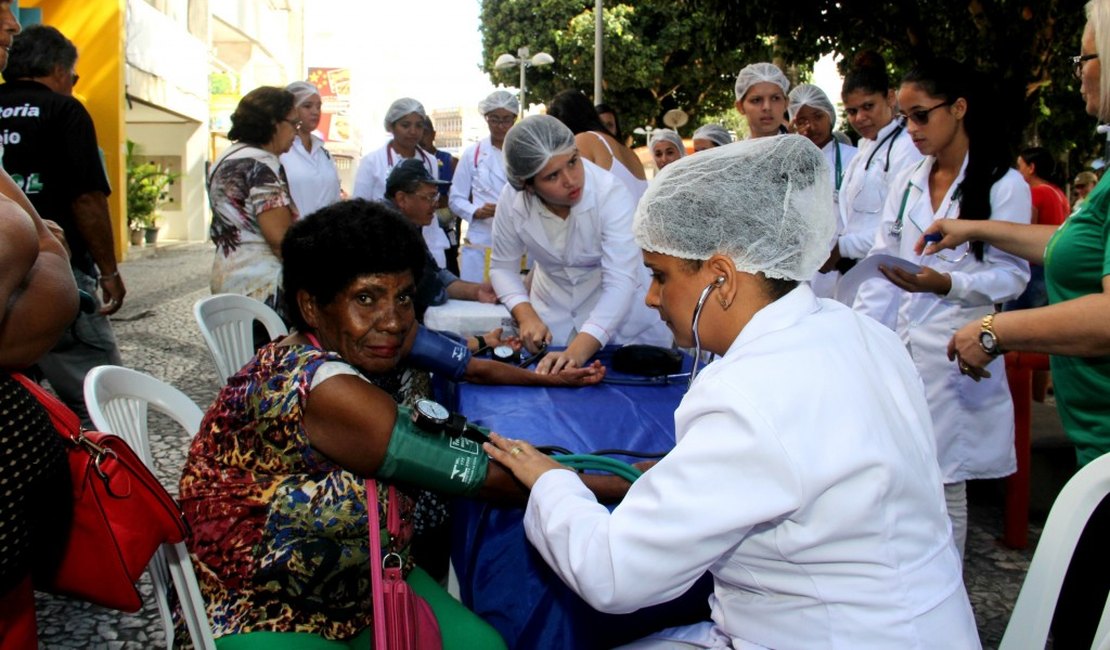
[367,479,402,649]
[11,372,82,439]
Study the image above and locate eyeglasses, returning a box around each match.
[899,100,955,126]
[282,118,303,129]
[1073,53,1099,79]
[486,116,516,126]
[408,191,440,203]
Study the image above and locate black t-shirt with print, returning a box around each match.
[0,79,112,274]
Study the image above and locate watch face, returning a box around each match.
[415,399,449,422]
[979,330,998,353]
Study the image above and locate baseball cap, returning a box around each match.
[385,158,448,197]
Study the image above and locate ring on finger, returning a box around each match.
[510,446,523,457]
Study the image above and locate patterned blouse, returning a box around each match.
[179,342,417,640]
[207,145,299,318]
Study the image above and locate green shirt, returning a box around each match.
[1044,173,1110,466]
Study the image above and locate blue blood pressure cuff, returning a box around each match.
[376,404,489,496]
[408,326,471,381]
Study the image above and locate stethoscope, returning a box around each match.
[688,276,725,388]
[863,119,905,173]
[888,159,932,237]
[831,140,844,202]
[385,142,433,171]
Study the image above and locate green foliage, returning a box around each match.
[480,0,755,135]
[126,140,178,230]
[687,0,1095,171]
[480,0,1099,172]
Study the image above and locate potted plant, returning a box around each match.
[126,140,178,246]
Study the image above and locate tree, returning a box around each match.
[480,0,1099,171]
[688,0,1096,170]
[479,0,759,141]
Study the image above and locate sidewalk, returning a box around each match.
[32,241,1053,649]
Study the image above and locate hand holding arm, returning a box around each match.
[536,332,602,375]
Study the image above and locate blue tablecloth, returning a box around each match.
[443,350,712,649]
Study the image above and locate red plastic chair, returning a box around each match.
[1003,351,1051,549]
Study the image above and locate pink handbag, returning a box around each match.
[367,480,443,650]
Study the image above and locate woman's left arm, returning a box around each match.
[576,177,639,351]
[257,206,295,258]
[884,173,1032,303]
[951,276,1110,372]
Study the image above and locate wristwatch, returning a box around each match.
[412,399,450,433]
[978,313,1003,357]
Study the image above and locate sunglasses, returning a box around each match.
[899,100,955,126]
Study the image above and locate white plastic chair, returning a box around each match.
[84,365,217,650]
[999,452,1110,650]
[193,293,288,386]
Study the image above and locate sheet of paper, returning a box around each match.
[835,254,923,305]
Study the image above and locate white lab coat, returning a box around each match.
[855,156,1031,482]
[490,160,671,347]
[280,133,341,219]
[810,139,858,299]
[524,286,980,649]
[449,136,507,281]
[352,141,450,268]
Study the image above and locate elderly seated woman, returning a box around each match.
[179,200,630,649]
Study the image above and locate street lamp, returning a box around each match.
[494,47,554,115]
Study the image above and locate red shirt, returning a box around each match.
[1030,183,1070,226]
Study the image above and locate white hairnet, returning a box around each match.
[479,90,520,116]
[634,134,835,281]
[734,62,790,101]
[502,115,576,191]
[692,124,732,147]
[285,81,319,106]
[649,129,685,157]
[383,97,427,131]
[788,83,837,130]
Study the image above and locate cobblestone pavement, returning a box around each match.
[34,242,1044,649]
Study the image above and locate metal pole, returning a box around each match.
[593,0,603,104]
[519,47,529,115]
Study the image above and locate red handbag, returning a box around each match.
[367,479,443,650]
[12,373,189,612]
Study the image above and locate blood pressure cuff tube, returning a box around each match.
[377,405,488,496]
[407,326,471,381]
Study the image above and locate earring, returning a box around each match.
[718,295,729,309]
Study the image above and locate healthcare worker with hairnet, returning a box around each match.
[485,135,979,649]
[817,52,923,301]
[691,124,732,152]
[449,90,518,282]
[788,83,858,298]
[734,62,790,139]
[353,97,449,266]
[280,81,342,219]
[648,128,686,171]
[489,115,672,374]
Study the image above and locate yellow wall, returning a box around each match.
[21,0,127,260]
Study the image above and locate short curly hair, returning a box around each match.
[281,199,427,332]
[227,86,294,146]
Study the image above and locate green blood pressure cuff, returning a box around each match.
[377,405,489,496]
